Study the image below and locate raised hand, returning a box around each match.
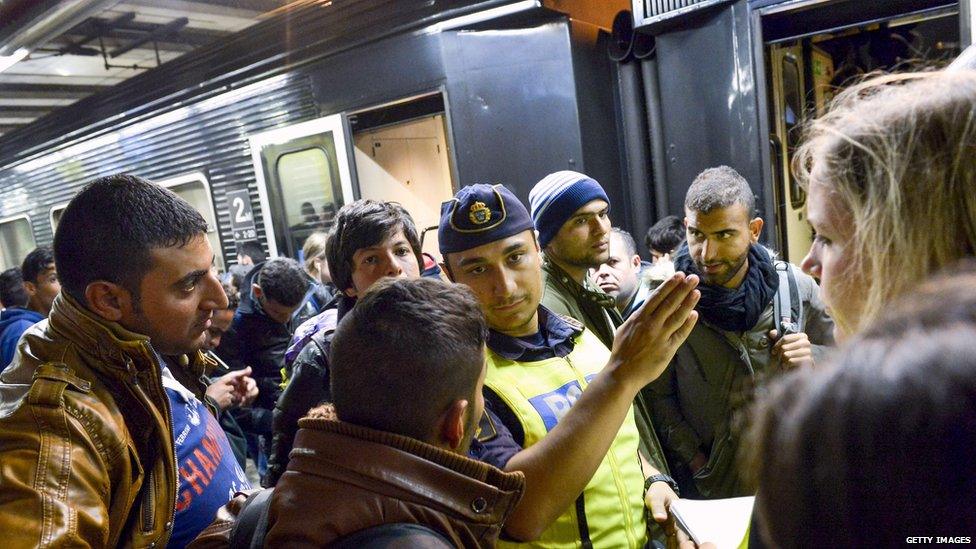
[609,272,700,387]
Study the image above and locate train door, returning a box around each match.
[763,2,960,263]
[349,93,456,258]
[249,113,357,259]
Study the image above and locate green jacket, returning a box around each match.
[540,258,621,350]
[637,263,834,498]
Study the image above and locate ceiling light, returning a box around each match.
[0,48,29,74]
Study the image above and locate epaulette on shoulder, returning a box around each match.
[555,314,585,333]
[476,410,498,443]
[30,362,92,407]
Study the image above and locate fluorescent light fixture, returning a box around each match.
[0,48,29,74]
[425,0,541,33]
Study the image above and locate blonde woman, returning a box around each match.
[752,268,976,547]
[302,231,331,286]
[796,69,976,340]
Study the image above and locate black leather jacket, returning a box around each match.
[227,262,292,411]
[264,295,350,487]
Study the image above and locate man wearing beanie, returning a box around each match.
[438,183,701,548]
[529,171,623,351]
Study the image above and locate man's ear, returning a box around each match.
[23,280,37,298]
[631,255,642,270]
[252,283,263,299]
[438,399,470,450]
[749,217,764,243]
[84,281,133,322]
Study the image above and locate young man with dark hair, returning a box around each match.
[229,256,307,392]
[0,268,27,309]
[227,240,267,283]
[440,183,700,547]
[0,247,62,369]
[0,174,248,547]
[643,216,685,285]
[21,246,60,317]
[638,165,833,499]
[266,199,422,486]
[0,267,34,370]
[530,172,672,488]
[594,228,652,320]
[645,215,685,261]
[222,256,308,475]
[529,170,620,350]
[192,278,524,548]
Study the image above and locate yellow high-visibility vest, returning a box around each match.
[487,327,646,548]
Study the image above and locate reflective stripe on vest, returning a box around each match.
[486,328,646,548]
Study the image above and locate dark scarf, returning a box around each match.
[673,242,779,332]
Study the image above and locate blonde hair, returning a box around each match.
[302,231,329,278]
[794,70,976,333]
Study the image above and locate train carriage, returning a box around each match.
[0,0,970,269]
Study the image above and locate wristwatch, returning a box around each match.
[644,473,680,496]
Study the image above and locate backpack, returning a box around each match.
[772,260,803,335]
[228,488,453,548]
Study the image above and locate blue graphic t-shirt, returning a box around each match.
[161,366,250,548]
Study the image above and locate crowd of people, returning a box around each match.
[0,67,974,548]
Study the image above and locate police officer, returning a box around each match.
[439,184,700,547]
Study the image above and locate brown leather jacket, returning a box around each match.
[192,412,525,548]
[0,293,214,548]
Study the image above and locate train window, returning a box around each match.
[157,173,225,272]
[0,215,36,271]
[781,53,806,209]
[50,204,67,233]
[781,54,803,149]
[275,147,338,251]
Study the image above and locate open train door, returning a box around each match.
[248,113,358,259]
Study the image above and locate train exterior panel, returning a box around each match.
[0,0,625,269]
[0,0,970,269]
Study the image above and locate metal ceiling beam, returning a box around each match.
[109,17,191,58]
[63,15,230,49]
[0,106,52,118]
[184,0,293,12]
[59,28,226,49]
[0,83,108,100]
[0,0,120,57]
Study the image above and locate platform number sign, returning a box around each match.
[226,188,257,242]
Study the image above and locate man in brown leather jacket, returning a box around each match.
[0,175,232,548]
[192,278,525,548]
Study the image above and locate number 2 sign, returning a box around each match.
[226,187,258,242]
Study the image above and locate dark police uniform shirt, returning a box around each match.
[469,306,579,469]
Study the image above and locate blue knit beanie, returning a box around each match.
[528,171,610,249]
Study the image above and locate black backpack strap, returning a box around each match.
[330,523,454,548]
[773,261,803,334]
[228,488,275,549]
